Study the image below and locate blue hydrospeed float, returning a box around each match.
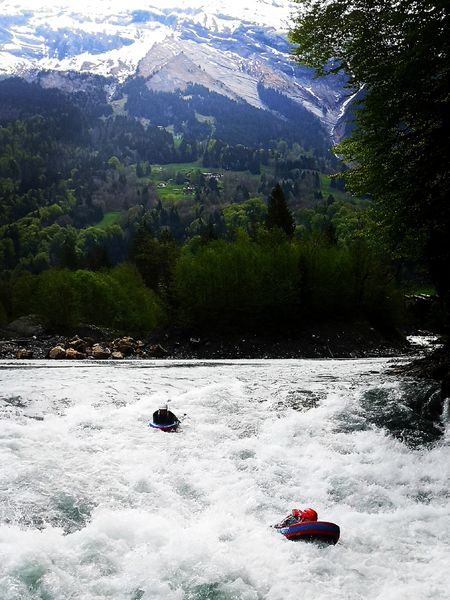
[149,406,179,432]
[276,520,340,544]
[274,508,340,545]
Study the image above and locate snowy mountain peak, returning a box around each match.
[0,1,293,77]
[0,1,349,135]
[1,0,294,30]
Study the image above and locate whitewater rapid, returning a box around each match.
[0,359,449,599]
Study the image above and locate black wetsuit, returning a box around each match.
[153,409,178,425]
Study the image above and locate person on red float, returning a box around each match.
[274,508,318,528]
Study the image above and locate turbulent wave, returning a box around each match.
[0,358,449,599]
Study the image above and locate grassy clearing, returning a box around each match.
[195,112,215,126]
[319,174,351,202]
[96,211,122,228]
[151,161,203,176]
[151,161,226,203]
[156,184,188,202]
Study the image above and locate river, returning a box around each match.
[0,358,449,599]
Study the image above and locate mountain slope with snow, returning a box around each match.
[0,1,350,136]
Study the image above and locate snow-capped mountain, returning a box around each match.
[0,0,350,135]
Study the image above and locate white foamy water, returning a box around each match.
[0,359,449,599]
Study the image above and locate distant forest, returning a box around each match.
[0,76,409,333]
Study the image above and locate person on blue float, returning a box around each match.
[274,508,318,528]
[152,404,178,426]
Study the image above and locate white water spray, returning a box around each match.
[0,359,449,599]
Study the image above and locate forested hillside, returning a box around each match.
[0,76,404,334]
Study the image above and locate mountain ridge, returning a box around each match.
[0,1,351,138]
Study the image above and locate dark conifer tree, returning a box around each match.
[59,231,78,269]
[136,162,144,178]
[266,184,295,237]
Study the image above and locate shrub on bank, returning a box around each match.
[4,237,402,335]
[173,235,403,330]
[173,234,300,328]
[9,265,164,332]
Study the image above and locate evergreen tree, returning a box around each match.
[266,184,295,237]
[59,231,78,269]
[136,162,144,178]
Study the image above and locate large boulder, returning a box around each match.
[67,335,89,353]
[4,315,45,337]
[48,346,66,359]
[65,347,86,360]
[91,344,111,359]
[112,336,137,356]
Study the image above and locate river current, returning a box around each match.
[0,358,449,599]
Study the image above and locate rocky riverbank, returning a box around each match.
[396,342,450,394]
[2,314,447,430]
[0,315,410,360]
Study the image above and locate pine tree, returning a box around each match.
[266,184,295,237]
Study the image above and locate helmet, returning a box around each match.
[301,508,318,521]
[291,509,302,518]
